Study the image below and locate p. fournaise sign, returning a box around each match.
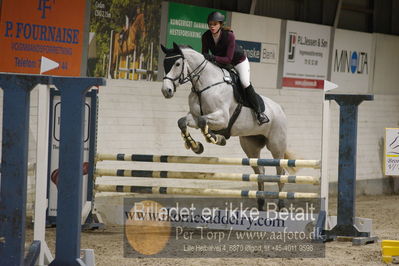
[0,0,89,76]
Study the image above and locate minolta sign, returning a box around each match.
[333,49,368,74]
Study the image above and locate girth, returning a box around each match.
[193,70,243,140]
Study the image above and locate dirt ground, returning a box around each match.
[26,194,399,265]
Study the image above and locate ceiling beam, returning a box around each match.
[250,0,257,14]
[333,0,343,28]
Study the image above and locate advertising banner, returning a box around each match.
[385,128,399,176]
[0,0,89,76]
[330,29,374,93]
[166,2,226,52]
[282,21,331,89]
[88,0,161,80]
[236,40,278,64]
[47,94,91,219]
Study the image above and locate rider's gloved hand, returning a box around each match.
[203,53,215,62]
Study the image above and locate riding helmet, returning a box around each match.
[207,11,225,23]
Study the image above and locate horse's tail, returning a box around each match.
[284,150,298,175]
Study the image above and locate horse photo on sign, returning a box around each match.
[88,0,161,80]
[109,7,146,78]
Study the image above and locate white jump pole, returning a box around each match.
[321,80,338,227]
[107,30,114,79]
[33,85,53,265]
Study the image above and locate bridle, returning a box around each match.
[163,53,208,92]
[162,51,229,115]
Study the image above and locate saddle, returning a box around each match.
[212,66,265,139]
[224,69,265,113]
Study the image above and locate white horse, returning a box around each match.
[161,43,295,210]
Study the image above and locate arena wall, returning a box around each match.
[4,75,397,219]
[92,79,399,225]
[96,79,399,194]
[373,34,399,95]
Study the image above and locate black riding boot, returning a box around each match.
[245,84,269,124]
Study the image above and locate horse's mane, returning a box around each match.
[178,44,193,49]
[178,45,202,58]
[178,44,220,71]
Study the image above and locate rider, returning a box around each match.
[201,11,269,124]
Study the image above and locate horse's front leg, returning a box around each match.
[197,110,227,146]
[177,114,204,154]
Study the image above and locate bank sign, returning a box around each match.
[330,29,374,93]
[0,0,88,75]
[236,40,277,64]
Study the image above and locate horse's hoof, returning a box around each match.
[192,142,204,154]
[219,137,226,146]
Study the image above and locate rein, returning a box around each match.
[163,54,208,92]
[192,67,227,115]
[163,52,230,115]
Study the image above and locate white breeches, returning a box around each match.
[235,58,251,88]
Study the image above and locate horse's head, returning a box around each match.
[160,42,186,98]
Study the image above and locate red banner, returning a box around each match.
[282,77,324,89]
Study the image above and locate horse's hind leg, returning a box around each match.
[178,115,204,154]
[239,135,267,211]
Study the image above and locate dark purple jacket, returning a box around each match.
[201,29,245,66]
